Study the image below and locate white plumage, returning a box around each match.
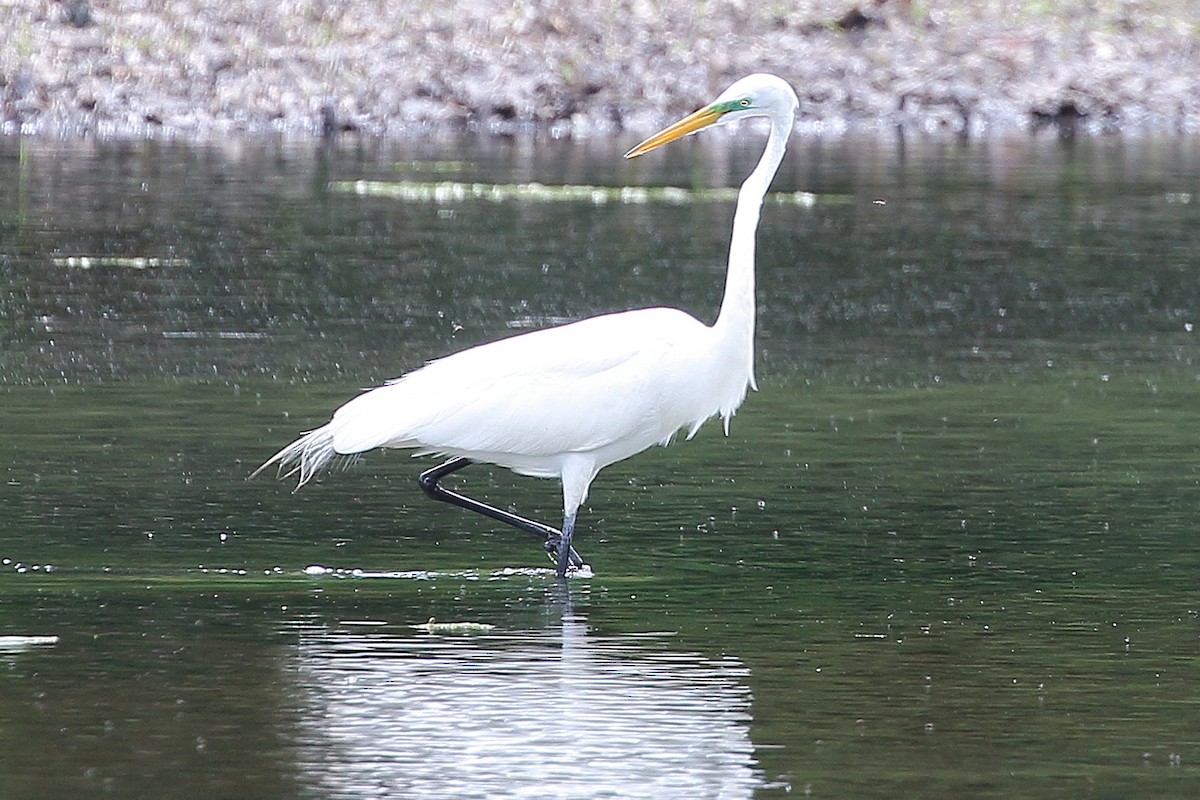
[256,74,799,577]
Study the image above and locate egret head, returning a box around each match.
[624,74,799,159]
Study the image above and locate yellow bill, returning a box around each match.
[624,106,724,159]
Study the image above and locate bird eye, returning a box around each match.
[739,98,751,107]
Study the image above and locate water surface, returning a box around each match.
[1,132,1198,798]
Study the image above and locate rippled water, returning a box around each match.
[293,612,757,799]
[1,133,1198,798]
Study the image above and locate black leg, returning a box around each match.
[417,458,584,570]
[555,512,577,580]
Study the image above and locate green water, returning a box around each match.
[1,134,1198,798]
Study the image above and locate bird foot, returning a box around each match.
[543,536,588,576]
[561,562,594,579]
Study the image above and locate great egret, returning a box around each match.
[255,73,799,578]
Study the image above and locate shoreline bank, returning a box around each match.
[4,1,1200,141]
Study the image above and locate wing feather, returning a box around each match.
[329,308,714,458]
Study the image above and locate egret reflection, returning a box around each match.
[290,613,761,798]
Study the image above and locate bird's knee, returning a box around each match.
[417,470,439,498]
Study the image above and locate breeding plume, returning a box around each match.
[255,74,799,578]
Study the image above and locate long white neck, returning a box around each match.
[712,115,792,390]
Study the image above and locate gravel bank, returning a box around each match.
[4,0,1200,139]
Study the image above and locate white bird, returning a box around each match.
[255,73,799,578]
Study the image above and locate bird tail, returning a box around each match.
[250,423,340,490]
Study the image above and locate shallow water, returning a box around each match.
[1,132,1198,798]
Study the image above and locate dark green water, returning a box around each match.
[1,132,1198,798]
